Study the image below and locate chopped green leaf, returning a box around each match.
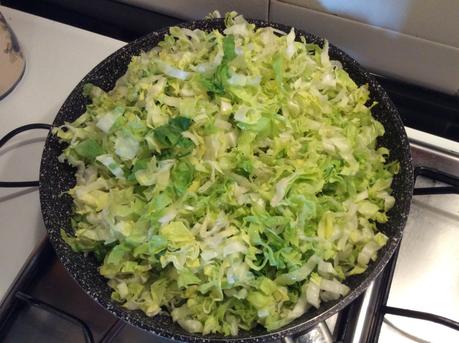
[57,11,397,336]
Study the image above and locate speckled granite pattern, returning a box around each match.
[39,19,413,342]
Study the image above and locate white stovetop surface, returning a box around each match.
[0,6,124,300]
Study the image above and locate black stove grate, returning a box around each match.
[14,291,95,343]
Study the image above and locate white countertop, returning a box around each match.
[0,6,124,300]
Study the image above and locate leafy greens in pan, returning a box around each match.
[56,12,398,336]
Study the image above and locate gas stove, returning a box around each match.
[0,5,458,343]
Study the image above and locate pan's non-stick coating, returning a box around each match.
[39,19,413,342]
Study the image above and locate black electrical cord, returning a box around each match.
[0,123,52,188]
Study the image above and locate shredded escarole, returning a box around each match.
[55,12,398,335]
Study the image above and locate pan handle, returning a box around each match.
[413,166,459,195]
[0,123,52,187]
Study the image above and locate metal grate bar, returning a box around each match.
[382,306,459,331]
[15,291,95,343]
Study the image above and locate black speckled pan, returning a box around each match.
[39,19,413,342]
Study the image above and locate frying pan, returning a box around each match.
[35,18,413,342]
